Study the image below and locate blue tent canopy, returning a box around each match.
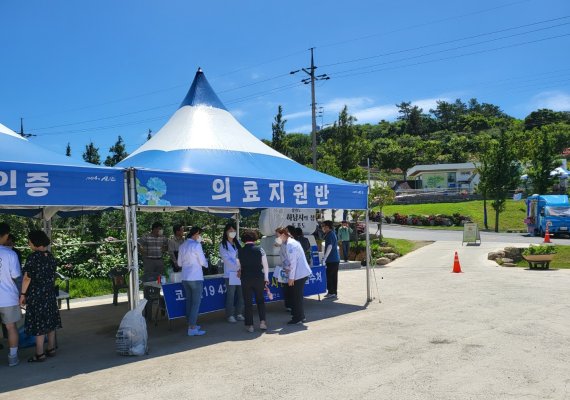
[0,123,124,214]
[118,69,368,210]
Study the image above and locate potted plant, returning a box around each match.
[522,244,556,269]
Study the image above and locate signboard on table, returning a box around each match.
[162,266,327,320]
[462,222,481,245]
[259,208,317,236]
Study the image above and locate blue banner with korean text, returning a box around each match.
[162,266,327,320]
[135,170,368,210]
[0,162,124,207]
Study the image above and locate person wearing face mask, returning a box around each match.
[219,223,244,323]
[321,220,340,299]
[236,230,269,333]
[168,224,185,273]
[138,222,168,282]
[178,226,207,336]
[275,227,312,325]
[277,226,296,314]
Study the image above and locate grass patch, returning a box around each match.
[515,245,570,269]
[58,277,114,299]
[383,238,416,256]
[380,199,527,232]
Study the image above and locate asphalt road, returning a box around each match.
[371,223,570,245]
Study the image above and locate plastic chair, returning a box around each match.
[108,267,130,306]
[55,272,71,310]
[143,286,167,326]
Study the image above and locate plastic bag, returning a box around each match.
[116,299,148,356]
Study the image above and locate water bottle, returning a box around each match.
[311,245,320,266]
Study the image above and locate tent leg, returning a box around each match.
[126,169,140,310]
[123,171,135,310]
[365,207,372,303]
[365,158,372,303]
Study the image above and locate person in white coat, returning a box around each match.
[219,223,244,323]
[178,227,207,336]
[275,227,312,325]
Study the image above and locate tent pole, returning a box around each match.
[128,169,140,308]
[365,158,372,303]
[123,170,135,310]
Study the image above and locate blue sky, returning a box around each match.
[1,0,569,161]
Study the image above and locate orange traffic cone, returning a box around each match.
[452,251,462,273]
[543,224,551,243]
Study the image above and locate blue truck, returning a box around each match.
[525,195,570,237]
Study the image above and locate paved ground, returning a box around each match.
[2,241,570,399]
[374,223,570,244]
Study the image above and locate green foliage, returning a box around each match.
[381,200,527,232]
[271,105,287,154]
[524,125,560,194]
[522,244,556,256]
[60,277,114,298]
[477,129,520,232]
[104,135,128,166]
[82,142,101,165]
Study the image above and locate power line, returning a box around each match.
[321,15,570,68]
[327,22,570,77]
[317,0,536,49]
[23,1,536,123]
[330,33,570,79]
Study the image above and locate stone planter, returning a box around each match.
[523,254,555,269]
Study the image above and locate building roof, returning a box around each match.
[408,162,477,177]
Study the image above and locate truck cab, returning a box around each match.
[525,194,570,237]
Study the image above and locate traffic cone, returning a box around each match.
[452,251,462,273]
[543,224,551,243]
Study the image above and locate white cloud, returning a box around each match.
[531,91,570,111]
[289,124,312,133]
[284,96,374,120]
[230,108,246,118]
[353,105,399,122]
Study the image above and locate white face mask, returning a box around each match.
[196,236,203,243]
[228,231,237,239]
[158,229,164,236]
[275,236,283,245]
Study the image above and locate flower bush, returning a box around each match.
[388,213,471,227]
[523,244,556,256]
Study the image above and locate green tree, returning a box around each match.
[369,182,395,240]
[478,130,519,232]
[271,105,287,154]
[104,136,129,167]
[318,106,367,181]
[284,133,312,165]
[524,109,570,130]
[526,126,558,194]
[82,142,101,165]
[65,143,71,157]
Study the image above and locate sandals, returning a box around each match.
[46,348,56,358]
[28,353,46,363]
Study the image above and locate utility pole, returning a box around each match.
[18,117,35,138]
[291,48,329,169]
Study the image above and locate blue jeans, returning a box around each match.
[224,279,244,318]
[342,241,350,261]
[182,280,203,327]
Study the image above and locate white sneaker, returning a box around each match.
[246,326,254,333]
[8,353,19,367]
[260,321,267,330]
[187,328,206,336]
[236,314,245,321]
[227,316,237,323]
